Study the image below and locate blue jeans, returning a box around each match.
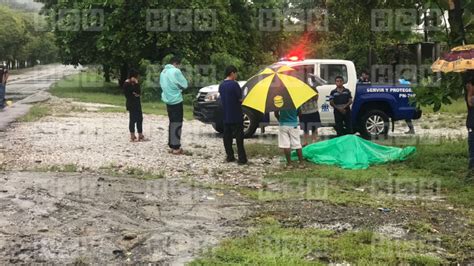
[469,129,474,169]
[0,84,5,108]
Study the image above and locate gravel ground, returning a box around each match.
[1,99,467,189]
[0,101,279,188]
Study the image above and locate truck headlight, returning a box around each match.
[204,92,219,102]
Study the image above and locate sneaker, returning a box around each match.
[405,129,415,134]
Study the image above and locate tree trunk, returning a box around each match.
[103,64,111,82]
[119,63,129,87]
[448,0,466,46]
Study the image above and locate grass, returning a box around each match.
[191,218,445,265]
[49,72,194,120]
[97,164,165,179]
[17,104,50,122]
[245,143,280,158]
[421,99,466,115]
[32,164,78,173]
[242,139,473,208]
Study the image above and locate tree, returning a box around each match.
[35,0,290,86]
[0,5,58,68]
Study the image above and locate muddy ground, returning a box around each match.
[0,172,251,264]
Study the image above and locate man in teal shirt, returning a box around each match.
[275,109,304,168]
[160,56,188,154]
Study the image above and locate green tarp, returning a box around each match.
[291,135,416,169]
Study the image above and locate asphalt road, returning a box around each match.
[0,64,80,131]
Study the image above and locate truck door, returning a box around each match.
[316,63,350,125]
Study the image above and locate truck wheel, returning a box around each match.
[359,110,390,138]
[212,122,224,133]
[243,108,259,138]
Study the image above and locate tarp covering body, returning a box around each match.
[291,135,416,169]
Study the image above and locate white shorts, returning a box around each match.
[278,126,302,149]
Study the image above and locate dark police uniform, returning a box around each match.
[330,87,353,136]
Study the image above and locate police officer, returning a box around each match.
[0,65,8,109]
[329,76,353,136]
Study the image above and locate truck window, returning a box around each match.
[291,65,315,82]
[320,64,348,84]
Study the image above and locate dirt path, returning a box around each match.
[0,172,250,264]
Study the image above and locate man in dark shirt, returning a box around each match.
[358,70,371,84]
[218,65,247,164]
[329,76,353,136]
[0,65,9,109]
[465,73,474,182]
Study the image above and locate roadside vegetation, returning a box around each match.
[17,104,50,122]
[193,138,473,264]
[192,218,447,265]
[49,71,194,120]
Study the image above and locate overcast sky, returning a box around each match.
[0,0,43,11]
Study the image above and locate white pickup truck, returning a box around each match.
[193,59,421,138]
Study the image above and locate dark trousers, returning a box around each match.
[469,129,474,169]
[129,109,143,134]
[167,102,183,150]
[334,109,352,136]
[0,84,5,108]
[223,123,247,163]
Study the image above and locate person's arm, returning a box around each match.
[174,69,188,90]
[133,85,141,97]
[329,90,336,108]
[4,70,8,85]
[235,83,243,103]
[314,93,319,102]
[344,90,353,109]
[468,82,474,108]
[345,98,353,109]
[123,82,133,99]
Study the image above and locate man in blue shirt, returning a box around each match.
[159,56,188,155]
[218,66,247,164]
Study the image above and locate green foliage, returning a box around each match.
[414,73,465,112]
[36,0,287,85]
[18,104,50,122]
[0,5,57,65]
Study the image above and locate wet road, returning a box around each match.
[6,64,80,102]
[0,64,81,131]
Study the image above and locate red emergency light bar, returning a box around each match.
[279,56,304,62]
